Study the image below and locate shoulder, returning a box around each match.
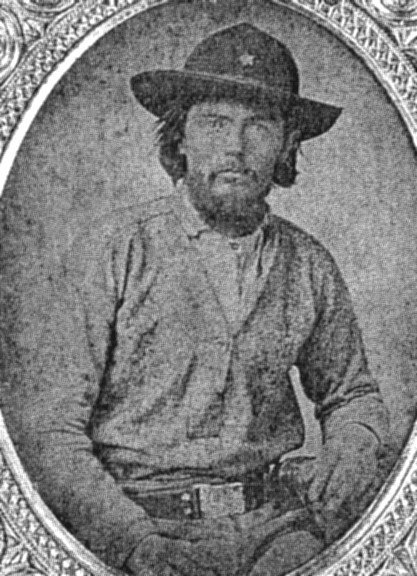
[65,196,175,276]
[81,196,174,241]
[271,215,333,260]
[70,197,174,251]
[269,214,344,284]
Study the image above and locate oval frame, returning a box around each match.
[0,1,417,575]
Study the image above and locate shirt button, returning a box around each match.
[229,240,240,251]
[183,507,194,516]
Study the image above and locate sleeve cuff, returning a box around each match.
[92,516,158,569]
[322,394,390,448]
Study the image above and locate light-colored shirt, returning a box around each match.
[13,195,389,568]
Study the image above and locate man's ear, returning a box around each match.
[280,129,302,163]
[273,128,302,187]
[178,135,188,156]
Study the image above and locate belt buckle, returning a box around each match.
[194,482,245,518]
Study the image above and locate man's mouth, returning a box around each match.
[213,168,257,183]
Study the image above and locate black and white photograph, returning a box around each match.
[0,1,416,575]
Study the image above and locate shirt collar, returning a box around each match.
[174,181,211,239]
[173,181,272,241]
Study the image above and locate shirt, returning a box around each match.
[8,194,389,569]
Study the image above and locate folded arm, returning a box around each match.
[15,223,158,569]
[296,249,390,542]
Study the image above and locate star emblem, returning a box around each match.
[239,53,255,67]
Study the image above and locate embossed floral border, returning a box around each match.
[0,0,417,574]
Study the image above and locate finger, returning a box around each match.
[308,467,329,503]
[309,463,351,531]
[320,465,375,531]
[325,459,375,504]
[323,467,364,517]
[308,453,338,503]
[323,465,354,503]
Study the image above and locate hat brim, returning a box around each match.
[131,70,342,141]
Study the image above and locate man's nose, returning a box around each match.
[223,124,245,156]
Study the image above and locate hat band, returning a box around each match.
[181,69,295,98]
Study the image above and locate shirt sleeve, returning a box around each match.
[295,247,390,448]
[16,221,157,569]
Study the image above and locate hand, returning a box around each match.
[307,424,382,544]
[124,534,219,576]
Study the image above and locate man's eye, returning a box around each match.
[207,117,227,130]
[248,121,273,134]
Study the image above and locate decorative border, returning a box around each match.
[0,0,417,574]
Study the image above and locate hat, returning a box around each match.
[131,23,342,141]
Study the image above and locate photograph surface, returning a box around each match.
[0,2,416,575]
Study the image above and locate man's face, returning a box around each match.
[180,100,287,216]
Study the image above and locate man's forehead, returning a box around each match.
[186,99,284,123]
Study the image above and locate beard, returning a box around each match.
[184,168,270,236]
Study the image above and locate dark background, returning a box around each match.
[1,0,416,461]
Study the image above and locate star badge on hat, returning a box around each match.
[239,52,255,67]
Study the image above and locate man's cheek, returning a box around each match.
[246,151,275,169]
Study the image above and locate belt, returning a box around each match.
[104,458,312,522]
[116,470,266,520]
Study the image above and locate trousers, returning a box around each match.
[147,503,324,576]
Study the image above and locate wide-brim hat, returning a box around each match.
[131,23,342,141]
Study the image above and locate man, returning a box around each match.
[18,23,389,576]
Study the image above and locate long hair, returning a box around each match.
[155,104,300,187]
